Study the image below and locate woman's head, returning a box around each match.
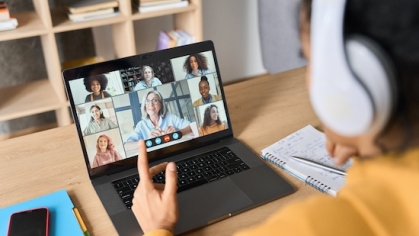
[141,90,167,119]
[198,76,210,99]
[183,54,209,73]
[96,134,115,152]
[89,104,105,121]
[203,104,221,127]
[300,0,419,152]
[83,74,108,93]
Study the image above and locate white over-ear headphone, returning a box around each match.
[310,0,396,136]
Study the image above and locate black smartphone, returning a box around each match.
[7,207,50,236]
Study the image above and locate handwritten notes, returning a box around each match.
[262,125,352,196]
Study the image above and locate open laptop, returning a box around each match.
[62,40,294,235]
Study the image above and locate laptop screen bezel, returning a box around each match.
[62,40,234,178]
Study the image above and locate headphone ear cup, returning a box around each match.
[345,35,396,134]
[310,0,396,136]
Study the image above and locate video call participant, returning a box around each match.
[84,74,111,102]
[131,0,419,235]
[134,66,162,90]
[83,104,118,135]
[92,134,123,168]
[193,76,221,106]
[125,90,192,142]
[198,104,226,136]
[183,53,210,79]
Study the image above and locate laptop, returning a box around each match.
[62,40,294,235]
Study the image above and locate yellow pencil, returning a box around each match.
[73,207,90,236]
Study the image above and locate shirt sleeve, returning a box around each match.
[83,122,92,135]
[106,118,118,129]
[154,78,162,85]
[143,229,173,236]
[168,113,190,130]
[126,121,145,142]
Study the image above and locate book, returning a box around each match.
[140,0,183,7]
[261,125,352,196]
[0,189,84,236]
[68,7,116,22]
[156,30,171,50]
[0,17,17,31]
[156,29,194,50]
[68,0,118,14]
[138,0,188,13]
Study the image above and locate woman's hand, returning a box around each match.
[164,126,176,134]
[150,127,163,138]
[325,138,358,166]
[131,140,179,234]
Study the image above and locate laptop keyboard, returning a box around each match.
[112,147,250,209]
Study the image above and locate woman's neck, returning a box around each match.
[100,148,107,153]
[150,115,160,126]
[93,91,101,96]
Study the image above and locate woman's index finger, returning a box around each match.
[137,140,152,187]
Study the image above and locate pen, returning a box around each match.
[290,156,347,176]
[73,207,91,236]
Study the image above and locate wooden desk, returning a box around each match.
[0,67,322,235]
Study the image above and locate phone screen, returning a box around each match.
[8,207,49,236]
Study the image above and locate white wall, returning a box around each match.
[93,0,266,84]
[201,0,266,83]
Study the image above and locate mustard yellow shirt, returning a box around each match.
[198,123,227,136]
[144,148,419,236]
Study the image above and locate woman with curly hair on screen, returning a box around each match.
[84,74,111,102]
[183,53,210,79]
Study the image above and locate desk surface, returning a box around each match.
[0,67,322,235]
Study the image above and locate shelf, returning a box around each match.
[131,4,197,20]
[50,7,127,33]
[0,0,202,138]
[0,11,48,41]
[0,79,68,121]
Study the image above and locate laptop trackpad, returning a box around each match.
[176,178,253,233]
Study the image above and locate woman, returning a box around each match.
[83,105,118,135]
[198,104,226,136]
[126,90,192,142]
[134,66,162,90]
[131,0,419,235]
[92,134,123,168]
[84,74,111,102]
[183,53,210,79]
[192,76,221,106]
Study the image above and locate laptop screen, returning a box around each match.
[63,41,233,177]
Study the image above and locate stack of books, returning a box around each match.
[0,1,18,31]
[156,29,194,50]
[67,0,119,23]
[136,0,189,14]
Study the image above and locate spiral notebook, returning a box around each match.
[261,125,352,196]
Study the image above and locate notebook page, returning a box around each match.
[262,125,352,196]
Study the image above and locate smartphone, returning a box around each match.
[7,207,50,236]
